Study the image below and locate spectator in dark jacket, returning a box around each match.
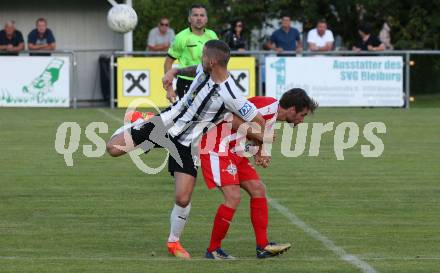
[223,19,247,51]
[353,23,385,52]
[28,18,56,51]
[0,20,24,54]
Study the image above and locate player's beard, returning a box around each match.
[286,117,297,128]
[202,61,211,74]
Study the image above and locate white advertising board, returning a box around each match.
[265,56,404,107]
[0,56,70,107]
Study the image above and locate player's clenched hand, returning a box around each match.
[254,154,271,168]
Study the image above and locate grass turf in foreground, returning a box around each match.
[0,107,439,273]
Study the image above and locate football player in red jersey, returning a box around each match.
[200,88,318,259]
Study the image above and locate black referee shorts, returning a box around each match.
[130,116,197,178]
[176,77,193,99]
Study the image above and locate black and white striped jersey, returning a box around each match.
[160,65,257,147]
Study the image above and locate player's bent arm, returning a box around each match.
[162,65,198,90]
[164,56,175,73]
[231,113,266,143]
[175,65,198,78]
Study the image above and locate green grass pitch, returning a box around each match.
[0,106,439,273]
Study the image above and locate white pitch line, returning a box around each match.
[99,108,393,272]
[97,108,123,123]
[268,197,379,273]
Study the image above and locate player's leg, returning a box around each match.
[106,127,136,157]
[200,152,239,259]
[240,180,291,258]
[238,158,291,258]
[240,179,269,248]
[106,111,156,157]
[167,172,195,259]
[205,185,239,260]
[166,140,198,259]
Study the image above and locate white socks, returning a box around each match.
[168,203,191,242]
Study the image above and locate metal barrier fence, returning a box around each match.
[108,50,440,110]
[3,50,439,108]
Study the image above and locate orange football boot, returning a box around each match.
[167,241,191,259]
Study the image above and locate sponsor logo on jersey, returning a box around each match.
[239,103,252,117]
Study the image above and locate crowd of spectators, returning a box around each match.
[0,18,56,55]
[146,13,390,53]
[1,14,390,54]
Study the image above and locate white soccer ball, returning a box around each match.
[107,4,138,33]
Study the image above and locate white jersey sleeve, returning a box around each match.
[196,64,203,74]
[221,80,257,122]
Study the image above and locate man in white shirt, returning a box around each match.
[307,19,334,52]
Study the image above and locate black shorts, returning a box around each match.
[167,137,198,178]
[130,116,197,178]
[130,115,166,151]
[176,77,193,99]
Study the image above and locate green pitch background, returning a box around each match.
[1,105,439,273]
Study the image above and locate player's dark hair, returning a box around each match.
[189,3,207,16]
[279,88,318,113]
[204,40,230,67]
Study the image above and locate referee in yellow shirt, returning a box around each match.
[164,4,218,102]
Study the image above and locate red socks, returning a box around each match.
[251,197,269,248]
[208,204,236,252]
[208,198,269,252]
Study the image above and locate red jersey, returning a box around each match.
[200,96,279,155]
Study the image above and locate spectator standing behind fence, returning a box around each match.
[223,20,247,51]
[352,23,385,52]
[147,17,175,51]
[0,20,24,54]
[379,21,393,50]
[307,19,334,51]
[28,18,56,51]
[268,15,302,53]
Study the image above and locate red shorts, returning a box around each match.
[200,151,260,189]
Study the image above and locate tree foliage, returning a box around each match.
[133,0,440,50]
